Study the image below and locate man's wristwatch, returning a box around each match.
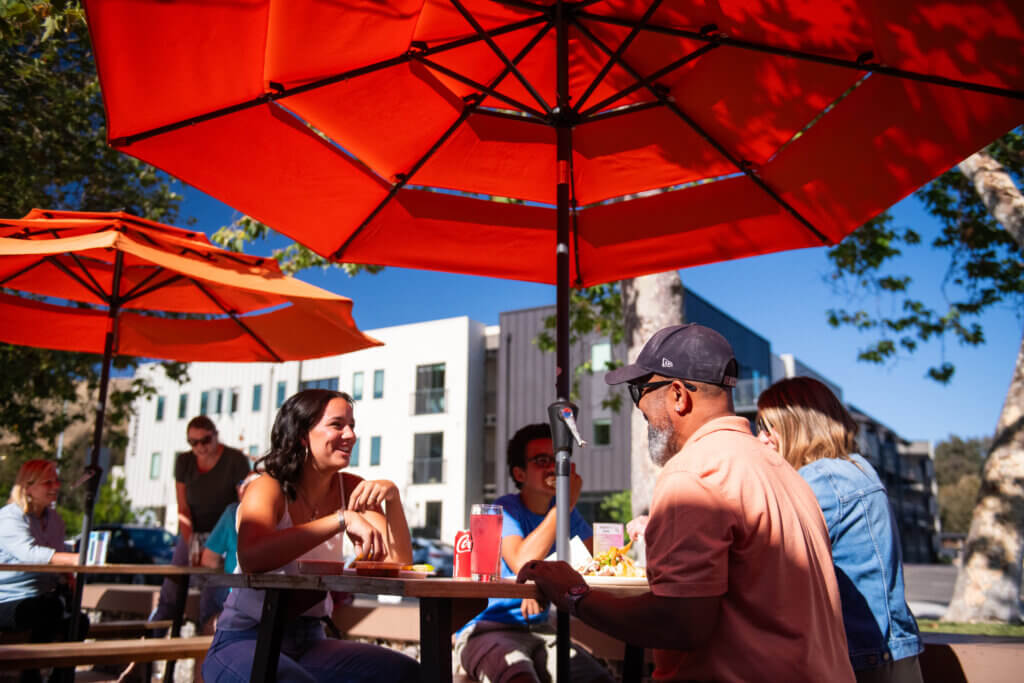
[565,582,591,617]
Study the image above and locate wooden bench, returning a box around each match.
[919,632,1024,683]
[82,583,200,622]
[0,635,213,671]
[87,619,174,638]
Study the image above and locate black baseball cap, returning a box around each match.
[605,324,738,387]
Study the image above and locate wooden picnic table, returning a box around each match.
[0,563,217,683]
[209,570,649,683]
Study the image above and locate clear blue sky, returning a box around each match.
[182,186,1021,445]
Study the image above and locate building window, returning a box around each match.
[370,436,381,466]
[178,394,188,419]
[230,388,240,414]
[414,363,446,414]
[214,388,224,414]
[412,432,444,484]
[248,445,260,459]
[252,384,262,412]
[352,372,364,401]
[300,377,339,391]
[200,391,210,415]
[591,342,611,372]
[155,396,165,422]
[424,501,442,539]
[593,418,611,446]
[350,438,360,467]
[276,381,287,408]
[149,452,161,480]
[372,370,384,399]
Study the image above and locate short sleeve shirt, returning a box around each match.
[645,416,853,683]
[175,446,250,533]
[462,492,592,629]
[205,502,239,574]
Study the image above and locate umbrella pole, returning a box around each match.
[67,253,123,643]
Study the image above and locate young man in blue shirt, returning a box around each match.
[455,424,612,683]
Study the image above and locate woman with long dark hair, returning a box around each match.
[757,377,922,683]
[203,389,418,683]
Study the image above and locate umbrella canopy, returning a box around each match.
[0,209,382,361]
[85,0,1023,287]
[0,208,381,641]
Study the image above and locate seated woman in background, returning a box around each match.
[0,460,82,682]
[757,377,923,683]
[203,389,419,683]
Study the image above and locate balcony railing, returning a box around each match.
[411,457,446,484]
[411,388,447,415]
[733,376,771,412]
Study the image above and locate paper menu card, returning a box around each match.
[592,523,625,557]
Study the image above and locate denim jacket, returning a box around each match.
[799,454,922,670]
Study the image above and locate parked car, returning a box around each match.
[410,537,454,577]
[73,523,177,584]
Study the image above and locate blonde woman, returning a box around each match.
[757,377,922,683]
[0,460,80,681]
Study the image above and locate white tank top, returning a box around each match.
[217,474,346,631]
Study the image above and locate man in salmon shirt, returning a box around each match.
[518,324,854,682]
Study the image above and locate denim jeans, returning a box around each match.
[202,618,420,683]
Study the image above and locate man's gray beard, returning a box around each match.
[647,423,674,467]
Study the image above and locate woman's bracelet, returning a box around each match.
[336,509,347,534]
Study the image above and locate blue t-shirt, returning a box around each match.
[205,502,239,574]
[461,493,592,631]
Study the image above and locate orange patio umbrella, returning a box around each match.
[0,208,381,636]
[83,2,1023,673]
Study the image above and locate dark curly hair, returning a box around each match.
[507,423,551,490]
[257,389,354,501]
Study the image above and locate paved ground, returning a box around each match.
[904,563,958,619]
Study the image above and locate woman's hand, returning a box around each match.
[626,515,649,541]
[343,510,385,561]
[347,479,399,513]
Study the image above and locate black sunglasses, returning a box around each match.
[756,416,771,435]
[628,377,698,407]
[187,434,215,447]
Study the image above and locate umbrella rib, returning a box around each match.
[577,11,1024,101]
[574,0,664,114]
[579,43,717,118]
[332,103,480,260]
[66,252,114,301]
[448,0,552,115]
[119,268,184,304]
[334,22,552,261]
[45,254,109,303]
[582,99,665,123]
[0,258,49,288]
[188,277,284,363]
[573,18,832,246]
[417,55,549,120]
[111,16,548,148]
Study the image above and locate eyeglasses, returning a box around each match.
[628,378,698,407]
[756,416,772,435]
[527,454,555,468]
[187,434,215,447]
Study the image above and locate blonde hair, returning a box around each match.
[757,377,858,470]
[8,460,58,513]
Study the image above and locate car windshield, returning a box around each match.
[124,528,175,553]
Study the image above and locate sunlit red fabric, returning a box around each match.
[84,0,1024,286]
[0,210,382,361]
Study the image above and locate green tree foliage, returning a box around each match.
[933,435,989,534]
[58,475,137,534]
[0,2,188,471]
[826,131,1023,383]
[597,490,632,524]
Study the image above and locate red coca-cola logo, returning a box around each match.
[455,532,473,553]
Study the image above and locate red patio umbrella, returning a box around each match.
[83,1,1023,674]
[0,208,382,640]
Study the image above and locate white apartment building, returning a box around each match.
[124,316,489,546]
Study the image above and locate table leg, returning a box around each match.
[252,588,289,683]
[622,644,644,683]
[419,597,452,683]
[162,574,190,683]
[557,608,570,682]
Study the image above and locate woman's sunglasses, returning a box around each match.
[187,434,215,447]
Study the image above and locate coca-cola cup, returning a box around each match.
[454,530,472,579]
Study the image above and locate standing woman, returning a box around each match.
[152,416,250,630]
[0,460,81,682]
[203,389,419,683]
[757,377,923,683]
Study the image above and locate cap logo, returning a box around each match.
[661,358,674,368]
